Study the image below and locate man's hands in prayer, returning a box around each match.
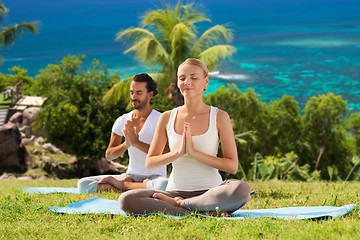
[123,120,139,147]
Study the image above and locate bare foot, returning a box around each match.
[152,193,183,207]
[98,176,132,191]
[98,176,114,184]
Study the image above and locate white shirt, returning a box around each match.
[112,109,166,177]
[166,106,222,191]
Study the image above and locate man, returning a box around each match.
[77,73,167,193]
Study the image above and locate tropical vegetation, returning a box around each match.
[1,54,360,181]
[0,1,359,182]
[204,84,360,181]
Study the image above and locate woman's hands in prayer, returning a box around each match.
[175,122,197,158]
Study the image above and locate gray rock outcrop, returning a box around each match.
[0,123,31,169]
[22,107,40,126]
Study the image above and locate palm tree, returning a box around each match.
[104,1,235,106]
[0,2,39,64]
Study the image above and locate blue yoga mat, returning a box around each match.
[19,187,80,194]
[20,187,258,195]
[19,187,258,195]
[48,196,357,220]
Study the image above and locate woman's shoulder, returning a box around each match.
[158,109,173,123]
[215,108,231,124]
[160,110,172,117]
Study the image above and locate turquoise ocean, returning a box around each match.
[1,0,360,111]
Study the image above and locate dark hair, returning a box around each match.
[132,73,158,97]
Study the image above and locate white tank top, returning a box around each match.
[166,106,223,191]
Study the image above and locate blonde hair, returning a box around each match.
[179,58,209,77]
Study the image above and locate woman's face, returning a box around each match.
[177,63,209,97]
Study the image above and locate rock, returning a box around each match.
[21,138,33,146]
[31,149,42,155]
[20,132,26,138]
[95,158,127,174]
[68,157,77,165]
[42,156,52,162]
[22,107,40,126]
[34,137,44,146]
[41,156,56,172]
[23,126,31,138]
[31,163,39,169]
[9,112,23,125]
[110,160,128,172]
[57,162,68,170]
[42,143,64,154]
[0,123,20,155]
[0,173,10,180]
[38,175,49,180]
[0,123,32,170]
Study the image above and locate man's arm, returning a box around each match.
[129,140,150,153]
[105,132,129,161]
[123,120,150,154]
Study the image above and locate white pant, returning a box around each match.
[77,173,168,193]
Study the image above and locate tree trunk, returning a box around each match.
[315,145,325,170]
[166,82,183,106]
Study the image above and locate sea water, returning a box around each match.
[1,0,359,111]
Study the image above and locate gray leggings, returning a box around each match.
[119,179,251,215]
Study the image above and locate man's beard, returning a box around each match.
[132,97,148,110]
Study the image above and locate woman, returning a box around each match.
[119,58,251,215]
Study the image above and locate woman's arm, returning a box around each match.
[145,111,186,172]
[186,110,238,174]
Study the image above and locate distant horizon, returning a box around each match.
[1,0,360,111]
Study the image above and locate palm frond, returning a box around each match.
[198,45,236,71]
[102,77,132,107]
[180,3,210,25]
[170,22,196,65]
[148,72,173,91]
[235,131,257,145]
[0,21,39,47]
[124,37,172,70]
[0,3,8,15]
[190,25,233,55]
[115,27,155,45]
[141,2,209,43]
[142,9,173,34]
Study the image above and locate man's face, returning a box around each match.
[130,81,152,109]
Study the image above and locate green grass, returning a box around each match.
[0,180,359,239]
[26,145,75,164]
[0,96,11,109]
